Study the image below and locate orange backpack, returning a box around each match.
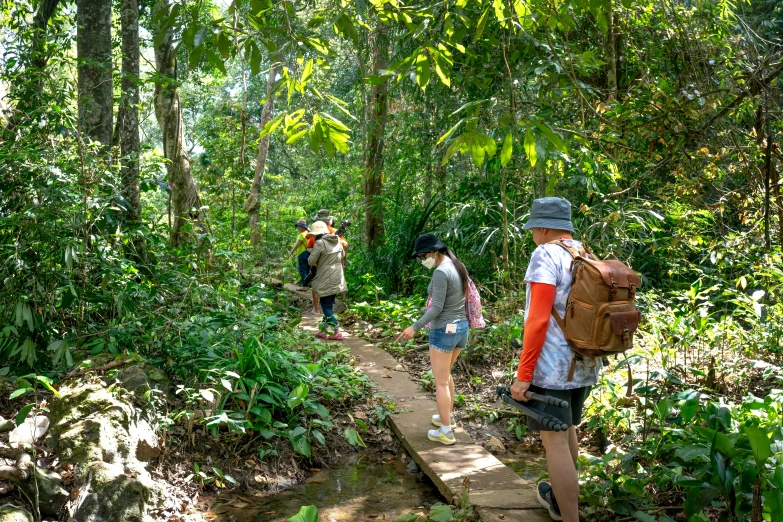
[548,239,642,381]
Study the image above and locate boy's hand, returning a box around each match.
[510,379,531,401]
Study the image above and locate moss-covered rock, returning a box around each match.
[0,506,33,522]
[49,367,170,522]
[18,468,68,516]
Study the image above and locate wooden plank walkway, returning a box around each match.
[275,281,551,522]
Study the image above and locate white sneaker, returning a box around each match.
[431,413,456,427]
[427,427,456,445]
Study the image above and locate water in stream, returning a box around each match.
[207,445,546,521]
[207,452,442,522]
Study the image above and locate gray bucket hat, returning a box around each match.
[522,197,574,232]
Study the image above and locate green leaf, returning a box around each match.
[216,32,231,60]
[394,514,420,522]
[249,42,262,76]
[744,427,771,469]
[287,384,309,410]
[533,122,567,153]
[205,49,226,75]
[15,403,34,426]
[298,59,314,92]
[343,428,367,448]
[286,129,309,145]
[684,485,719,516]
[675,445,709,462]
[289,432,311,457]
[474,8,490,41]
[415,53,430,90]
[288,505,318,522]
[431,49,451,87]
[9,388,31,400]
[200,389,215,403]
[632,511,657,522]
[428,503,454,522]
[524,127,537,167]
[500,133,513,167]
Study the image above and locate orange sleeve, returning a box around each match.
[307,237,315,248]
[516,282,556,382]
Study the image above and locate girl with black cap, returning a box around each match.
[396,233,470,445]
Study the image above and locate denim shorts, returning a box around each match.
[429,319,469,353]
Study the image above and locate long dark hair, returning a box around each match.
[439,247,470,296]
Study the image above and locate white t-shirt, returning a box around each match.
[524,240,602,390]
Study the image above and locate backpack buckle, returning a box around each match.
[622,320,631,347]
[628,275,636,299]
[609,274,617,301]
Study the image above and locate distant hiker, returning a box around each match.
[304,209,347,312]
[511,197,600,522]
[288,218,310,289]
[307,220,347,341]
[396,233,470,446]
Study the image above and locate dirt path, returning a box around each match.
[276,281,550,522]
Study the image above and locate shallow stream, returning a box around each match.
[208,445,545,522]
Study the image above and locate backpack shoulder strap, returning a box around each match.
[546,238,586,259]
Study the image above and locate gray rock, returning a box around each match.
[19,468,69,517]
[0,418,14,433]
[0,505,33,522]
[48,383,168,522]
[486,436,506,454]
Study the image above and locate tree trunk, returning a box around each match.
[119,0,140,222]
[364,24,389,248]
[77,0,113,148]
[153,0,203,246]
[604,0,617,100]
[247,65,279,246]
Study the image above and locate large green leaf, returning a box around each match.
[343,428,366,448]
[287,505,318,522]
[744,427,771,469]
[524,127,537,167]
[415,53,430,89]
[500,133,513,167]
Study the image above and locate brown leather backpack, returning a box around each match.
[548,239,642,381]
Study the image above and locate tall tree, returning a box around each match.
[154,0,203,246]
[364,24,389,247]
[246,65,279,246]
[76,0,112,147]
[119,0,140,222]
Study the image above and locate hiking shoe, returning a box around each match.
[329,332,344,341]
[537,481,562,521]
[427,428,456,445]
[431,413,455,427]
[315,331,328,339]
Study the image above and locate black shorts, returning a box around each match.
[526,384,592,432]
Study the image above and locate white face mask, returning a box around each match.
[421,256,436,269]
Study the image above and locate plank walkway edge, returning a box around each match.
[273,280,551,522]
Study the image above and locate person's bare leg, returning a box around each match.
[541,430,579,522]
[567,426,578,465]
[448,349,462,411]
[429,348,454,429]
[311,290,320,314]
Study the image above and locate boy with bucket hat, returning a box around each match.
[510,197,601,522]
